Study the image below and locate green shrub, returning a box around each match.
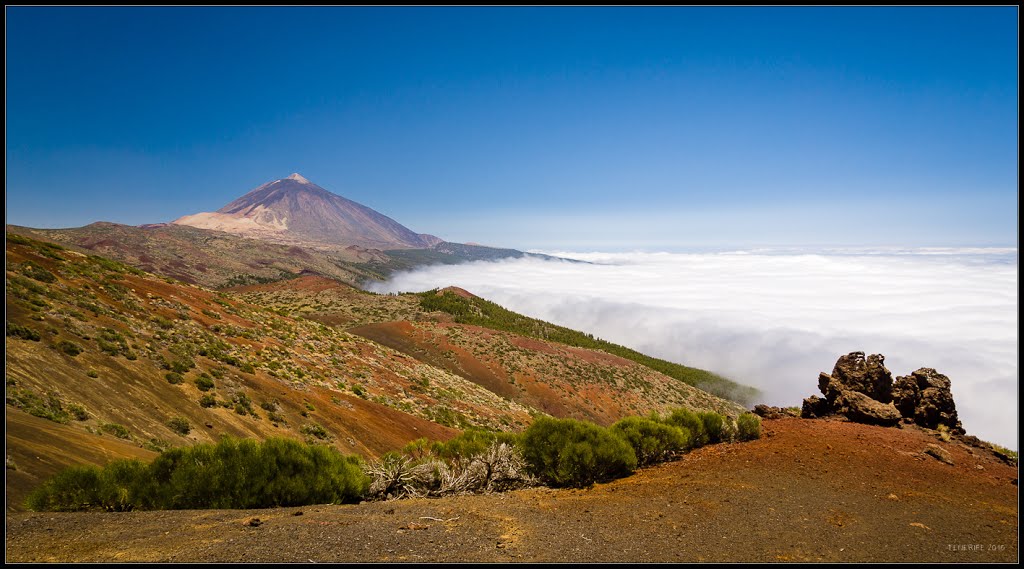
[165,372,184,385]
[55,340,83,356]
[6,322,41,341]
[28,438,370,511]
[610,416,690,466]
[260,400,278,412]
[195,375,215,392]
[25,465,104,512]
[167,416,191,436]
[662,408,708,448]
[430,428,520,465]
[6,389,69,423]
[300,423,330,440]
[699,411,728,445]
[198,394,217,408]
[86,370,100,378]
[21,261,56,283]
[67,403,89,421]
[519,417,637,488]
[100,423,132,440]
[736,412,761,441]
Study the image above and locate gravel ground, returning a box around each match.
[5,418,1018,563]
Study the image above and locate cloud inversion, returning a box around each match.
[370,248,1018,449]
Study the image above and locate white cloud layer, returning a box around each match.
[370,248,1018,449]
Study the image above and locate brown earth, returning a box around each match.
[5,418,1017,563]
[349,320,743,425]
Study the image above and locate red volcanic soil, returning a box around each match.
[4,418,1017,563]
[436,286,478,299]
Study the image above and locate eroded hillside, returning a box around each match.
[5,233,747,511]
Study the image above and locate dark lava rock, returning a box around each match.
[805,352,965,433]
[892,368,963,433]
[835,391,902,427]
[801,395,830,419]
[754,405,788,419]
[819,352,893,404]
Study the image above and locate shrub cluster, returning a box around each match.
[26,437,368,511]
[28,405,760,512]
[520,417,637,487]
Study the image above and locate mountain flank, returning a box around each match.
[173,173,441,250]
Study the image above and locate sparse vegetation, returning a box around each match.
[165,372,184,385]
[6,389,71,423]
[100,423,132,440]
[167,416,191,436]
[195,375,215,392]
[6,322,41,341]
[55,340,83,356]
[418,290,757,404]
[300,423,330,440]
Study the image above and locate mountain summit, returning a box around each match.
[173,174,441,249]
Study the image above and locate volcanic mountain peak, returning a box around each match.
[173,174,436,250]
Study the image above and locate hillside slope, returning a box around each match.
[6,234,745,511]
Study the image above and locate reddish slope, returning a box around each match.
[349,320,743,425]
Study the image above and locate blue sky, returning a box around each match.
[5,7,1018,250]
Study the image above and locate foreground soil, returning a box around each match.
[5,418,1018,563]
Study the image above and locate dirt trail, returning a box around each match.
[5,418,1017,563]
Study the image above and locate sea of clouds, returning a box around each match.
[369,248,1018,449]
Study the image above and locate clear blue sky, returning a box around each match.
[5,7,1018,250]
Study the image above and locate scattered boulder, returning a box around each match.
[923,444,954,465]
[801,351,964,432]
[835,391,901,427]
[753,405,799,420]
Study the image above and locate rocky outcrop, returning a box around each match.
[802,352,963,432]
[752,405,800,420]
[834,391,901,427]
[817,352,893,403]
[800,396,830,419]
[892,368,963,433]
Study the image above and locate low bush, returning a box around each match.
[699,411,729,445]
[662,408,708,448]
[610,416,690,466]
[6,322,41,341]
[195,375,215,392]
[55,340,83,356]
[165,372,184,385]
[300,423,330,440]
[519,417,637,488]
[26,437,369,511]
[736,412,761,441]
[100,423,132,440]
[167,416,191,436]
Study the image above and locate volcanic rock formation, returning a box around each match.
[801,351,963,432]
